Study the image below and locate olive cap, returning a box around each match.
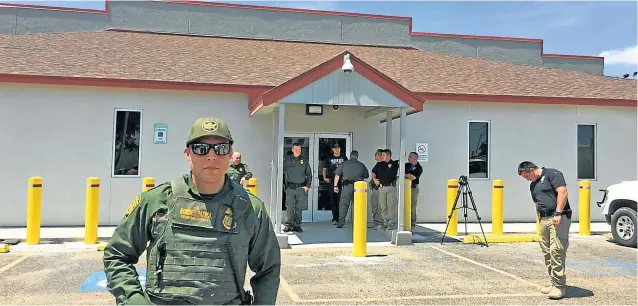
[186,117,234,146]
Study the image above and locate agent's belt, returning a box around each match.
[537,210,571,218]
[342,180,356,185]
[379,181,396,188]
[286,183,305,189]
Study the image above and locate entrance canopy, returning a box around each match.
[253,51,422,238]
[249,51,424,118]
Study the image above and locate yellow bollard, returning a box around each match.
[579,180,591,236]
[26,177,43,245]
[403,178,412,231]
[353,181,368,257]
[446,179,458,236]
[492,180,504,235]
[246,178,258,196]
[143,177,155,192]
[84,177,100,244]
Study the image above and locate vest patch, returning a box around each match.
[222,208,236,230]
[124,194,142,218]
[179,207,212,221]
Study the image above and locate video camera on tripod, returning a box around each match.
[441,175,489,246]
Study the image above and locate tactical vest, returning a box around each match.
[145,179,252,304]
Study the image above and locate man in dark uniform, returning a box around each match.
[371,149,400,230]
[369,149,385,230]
[283,142,312,233]
[103,117,280,305]
[518,161,572,300]
[405,152,423,231]
[332,150,369,228]
[322,143,348,225]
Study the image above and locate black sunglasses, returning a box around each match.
[189,142,231,156]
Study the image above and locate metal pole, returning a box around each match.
[385,111,392,149]
[275,104,286,234]
[397,107,406,231]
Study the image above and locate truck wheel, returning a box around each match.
[610,207,637,248]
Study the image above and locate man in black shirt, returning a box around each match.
[518,161,571,300]
[371,149,399,230]
[322,143,348,225]
[405,152,423,231]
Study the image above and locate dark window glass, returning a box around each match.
[113,110,141,176]
[469,121,489,179]
[577,124,596,180]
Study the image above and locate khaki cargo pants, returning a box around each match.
[539,215,571,289]
[378,186,398,229]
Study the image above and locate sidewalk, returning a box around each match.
[0,222,611,241]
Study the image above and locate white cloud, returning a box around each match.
[598,45,638,65]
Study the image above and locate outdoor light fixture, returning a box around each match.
[306,104,323,116]
[342,53,354,73]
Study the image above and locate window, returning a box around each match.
[468,121,490,179]
[112,109,142,177]
[577,124,596,180]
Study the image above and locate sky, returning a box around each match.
[2,0,637,78]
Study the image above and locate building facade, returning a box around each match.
[0,0,636,228]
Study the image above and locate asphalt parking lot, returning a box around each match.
[0,233,635,305]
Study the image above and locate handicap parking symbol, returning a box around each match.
[78,269,146,292]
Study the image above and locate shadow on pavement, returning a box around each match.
[565,286,594,298]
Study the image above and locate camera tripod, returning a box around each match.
[441,175,489,247]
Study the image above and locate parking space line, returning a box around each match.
[0,254,31,274]
[279,276,302,302]
[429,246,543,290]
[300,292,545,303]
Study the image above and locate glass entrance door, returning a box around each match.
[281,133,351,222]
[313,134,352,223]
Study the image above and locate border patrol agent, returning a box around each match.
[333,150,369,228]
[283,142,312,233]
[371,149,400,230]
[103,117,281,305]
[405,152,423,231]
[227,152,253,186]
[369,149,385,230]
[518,161,572,300]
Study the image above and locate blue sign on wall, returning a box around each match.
[79,269,146,292]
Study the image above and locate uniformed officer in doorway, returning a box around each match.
[369,149,385,230]
[405,152,423,231]
[227,151,253,186]
[283,142,313,233]
[103,117,281,305]
[332,150,369,228]
[518,161,572,300]
[371,149,400,230]
[322,143,348,225]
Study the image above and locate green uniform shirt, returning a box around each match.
[227,162,253,185]
[283,154,312,187]
[103,173,281,305]
[335,158,369,182]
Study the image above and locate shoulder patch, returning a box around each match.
[124,194,142,218]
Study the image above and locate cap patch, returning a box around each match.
[202,121,218,131]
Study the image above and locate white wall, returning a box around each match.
[0,83,273,227]
[389,101,637,223]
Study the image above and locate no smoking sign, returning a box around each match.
[415,143,428,162]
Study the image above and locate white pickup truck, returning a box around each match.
[596,180,637,248]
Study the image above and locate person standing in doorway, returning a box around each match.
[371,149,400,230]
[103,117,280,305]
[405,152,423,231]
[322,143,348,225]
[518,161,572,300]
[332,150,369,228]
[227,151,253,186]
[369,149,385,230]
[283,142,313,233]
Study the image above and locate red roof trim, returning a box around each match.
[0,0,600,60]
[0,73,632,109]
[0,0,109,14]
[249,51,425,115]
